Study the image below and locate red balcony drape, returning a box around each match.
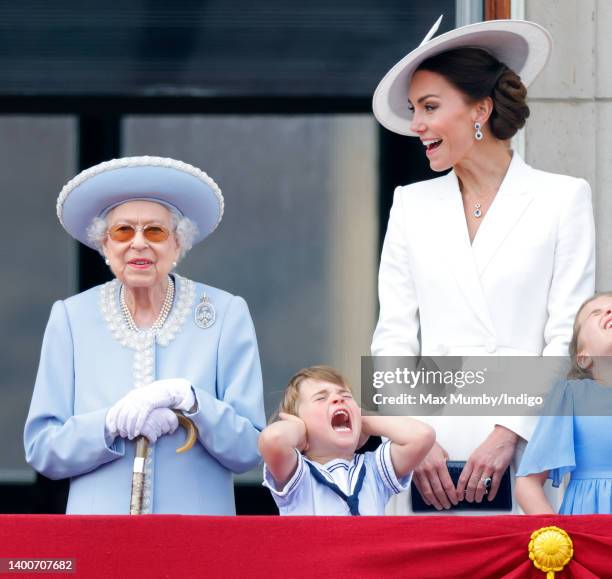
[0,515,611,578]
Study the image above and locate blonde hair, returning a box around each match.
[568,291,612,379]
[273,365,352,422]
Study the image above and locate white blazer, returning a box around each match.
[373,152,595,360]
[371,152,595,514]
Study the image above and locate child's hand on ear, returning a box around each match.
[358,414,372,449]
[279,412,308,452]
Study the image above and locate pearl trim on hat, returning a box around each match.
[56,156,225,232]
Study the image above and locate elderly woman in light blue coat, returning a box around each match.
[24,157,265,514]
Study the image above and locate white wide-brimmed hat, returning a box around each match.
[373,16,552,136]
[56,156,224,249]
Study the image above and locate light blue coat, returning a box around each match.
[24,275,265,514]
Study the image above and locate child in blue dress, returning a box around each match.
[516,292,612,514]
[258,366,435,515]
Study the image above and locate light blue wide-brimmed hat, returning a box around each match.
[373,16,552,136]
[56,156,224,249]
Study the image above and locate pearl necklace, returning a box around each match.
[120,276,175,332]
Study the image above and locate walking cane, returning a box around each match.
[130,412,197,515]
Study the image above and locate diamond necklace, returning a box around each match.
[120,275,175,332]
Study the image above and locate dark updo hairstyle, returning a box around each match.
[416,47,530,140]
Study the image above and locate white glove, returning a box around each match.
[105,378,195,440]
[139,408,179,444]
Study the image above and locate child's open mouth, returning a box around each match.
[331,409,352,432]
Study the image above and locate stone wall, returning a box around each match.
[525,0,610,289]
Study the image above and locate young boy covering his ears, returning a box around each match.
[259,366,435,515]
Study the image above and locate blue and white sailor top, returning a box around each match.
[263,440,411,515]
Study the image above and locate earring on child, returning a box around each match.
[474,122,483,141]
[104,256,110,266]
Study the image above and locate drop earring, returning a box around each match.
[172,261,177,268]
[474,122,483,141]
[104,257,110,266]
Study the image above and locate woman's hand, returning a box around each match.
[412,442,459,510]
[140,408,179,444]
[106,378,195,440]
[456,425,519,503]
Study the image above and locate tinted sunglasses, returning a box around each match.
[107,224,172,243]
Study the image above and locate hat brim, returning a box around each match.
[373,19,552,136]
[57,157,224,249]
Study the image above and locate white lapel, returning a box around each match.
[471,153,535,276]
[435,171,495,334]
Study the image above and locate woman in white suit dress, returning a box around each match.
[371,18,596,513]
